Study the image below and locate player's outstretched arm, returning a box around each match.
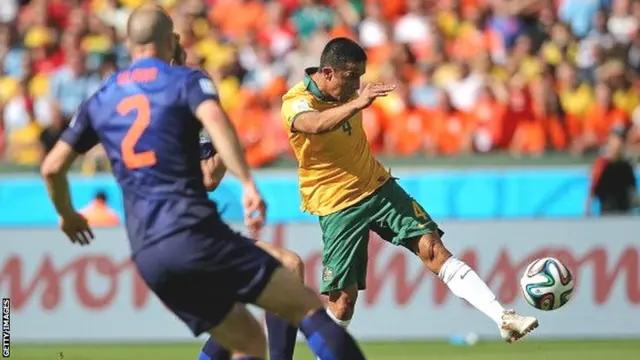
[41,141,95,245]
[41,101,98,245]
[41,142,79,218]
[291,83,395,134]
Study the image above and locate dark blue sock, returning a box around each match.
[266,312,298,360]
[198,337,231,360]
[299,309,365,360]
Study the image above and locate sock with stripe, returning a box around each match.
[299,308,365,360]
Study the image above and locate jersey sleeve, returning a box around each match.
[184,70,219,114]
[281,95,317,130]
[59,100,99,154]
[199,130,217,160]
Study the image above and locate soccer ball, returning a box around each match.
[520,257,574,311]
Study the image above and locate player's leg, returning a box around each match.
[134,242,268,359]
[318,204,372,328]
[256,241,304,360]
[203,225,366,360]
[251,266,366,360]
[369,180,538,343]
[207,303,267,359]
[198,241,304,360]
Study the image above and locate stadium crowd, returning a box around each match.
[1,0,639,169]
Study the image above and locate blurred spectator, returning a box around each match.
[4,79,42,166]
[559,0,606,38]
[80,191,120,227]
[586,126,638,215]
[48,51,101,120]
[0,0,639,168]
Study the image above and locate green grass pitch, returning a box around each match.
[9,340,640,360]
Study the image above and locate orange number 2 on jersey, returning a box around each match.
[117,94,157,169]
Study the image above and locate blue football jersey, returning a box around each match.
[60,57,221,252]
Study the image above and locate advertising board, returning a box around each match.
[1,218,638,342]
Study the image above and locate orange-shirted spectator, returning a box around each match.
[362,105,386,154]
[529,67,569,151]
[471,85,506,153]
[209,0,266,39]
[365,0,406,22]
[80,191,120,227]
[450,6,490,61]
[432,92,474,156]
[228,92,279,167]
[385,98,430,156]
[504,78,545,156]
[581,82,630,152]
[536,78,569,151]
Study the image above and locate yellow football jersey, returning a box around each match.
[281,68,390,216]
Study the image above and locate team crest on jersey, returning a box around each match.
[199,78,217,95]
[292,98,311,113]
[322,267,334,282]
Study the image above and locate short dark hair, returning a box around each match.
[95,191,108,202]
[319,37,367,69]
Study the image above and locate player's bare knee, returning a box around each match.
[281,251,305,280]
[281,285,324,324]
[328,287,358,320]
[413,233,453,274]
[256,267,322,326]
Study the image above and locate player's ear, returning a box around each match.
[320,67,334,80]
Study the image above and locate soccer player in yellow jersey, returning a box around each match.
[281,38,539,343]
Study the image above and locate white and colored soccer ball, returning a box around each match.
[520,257,575,311]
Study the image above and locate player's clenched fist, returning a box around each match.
[242,183,267,234]
[60,212,94,245]
[355,83,396,109]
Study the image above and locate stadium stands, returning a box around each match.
[0,0,639,171]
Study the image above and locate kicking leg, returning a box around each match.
[326,285,358,328]
[367,180,538,343]
[410,232,538,343]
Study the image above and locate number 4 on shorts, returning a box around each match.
[412,201,427,220]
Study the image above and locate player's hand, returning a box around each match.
[242,182,267,234]
[60,212,94,246]
[355,83,396,109]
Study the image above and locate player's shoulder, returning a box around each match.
[281,81,316,113]
[171,66,217,95]
[282,81,311,101]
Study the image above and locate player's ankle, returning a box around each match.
[326,308,351,328]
